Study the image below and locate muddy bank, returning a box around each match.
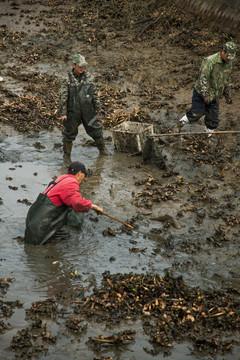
[2,272,240,359]
[0,0,240,359]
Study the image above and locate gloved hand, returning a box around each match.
[225,97,232,104]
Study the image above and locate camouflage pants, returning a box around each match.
[186,88,219,130]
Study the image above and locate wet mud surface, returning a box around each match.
[0,0,240,359]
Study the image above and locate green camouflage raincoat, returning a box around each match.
[195,52,233,102]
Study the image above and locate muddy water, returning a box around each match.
[0,124,240,359]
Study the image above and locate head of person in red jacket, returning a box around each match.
[68,161,89,184]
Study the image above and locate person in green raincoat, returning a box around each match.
[24,161,103,245]
[59,54,109,162]
[177,41,237,136]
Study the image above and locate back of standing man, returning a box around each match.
[178,41,238,135]
[59,54,109,162]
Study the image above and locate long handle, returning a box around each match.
[150,130,240,137]
[101,211,134,229]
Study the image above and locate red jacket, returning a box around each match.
[43,174,92,212]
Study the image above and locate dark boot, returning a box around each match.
[95,139,110,156]
[63,140,72,164]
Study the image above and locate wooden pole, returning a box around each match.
[150,130,240,137]
[101,211,134,229]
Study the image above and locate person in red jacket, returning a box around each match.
[24,161,103,245]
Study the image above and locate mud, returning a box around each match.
[0,0,240,359]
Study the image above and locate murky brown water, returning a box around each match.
[1,123,240,359]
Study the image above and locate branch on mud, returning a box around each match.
[137,0,168,37]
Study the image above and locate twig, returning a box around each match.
[134,16,155,25]
[139,0,168,37]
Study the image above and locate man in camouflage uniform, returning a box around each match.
[178,41,237,135]
[59,54,109,161]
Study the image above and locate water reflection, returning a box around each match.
[23,235,75,299]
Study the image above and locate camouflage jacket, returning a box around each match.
[195,52,233,102]
[59,70,100,116]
